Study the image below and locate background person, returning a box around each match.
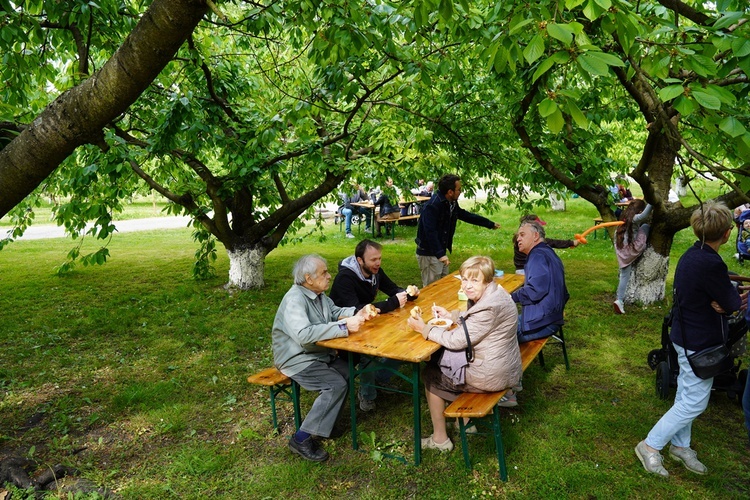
[512,214,579,274]
[329,239,418,411]
[372,178,401,238]
[510,220,569,405]
[415,174,500,287]
[407,256,521,452]
[635,202,742,477]
[341,183,372,238]
[613,200,652,314]
[272,254,373,462]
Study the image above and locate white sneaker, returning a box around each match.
[613,299,625,315]
[669,445,707,475]
[421,435,453,452]
[635,441,668,477]
[345,232,355,239]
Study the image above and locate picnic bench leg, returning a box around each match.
[410,363,422,466]
[492,407,508,481]
[291,380,302,430]
[538,349,546,368]
[347,352,359,451]
[458,419,472,470]
[268,386,280,433]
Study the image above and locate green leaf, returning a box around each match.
[532,55,557,82]
[713,11,744,30]
[547,23,573,47]
[438,0,454,22]
[582,0,604,21]
[732,38,750,58]
[567,100,589,129]
[673,96,698,116]
[594,0,612,9]
[538,98,558,118]
[691,90,721,110]
[565,0,585,8]
[523,34,546,65]
[509,16,535,36]
[688,54,718,78]
[586,51,626,67]
[719,116,747,138]
[658,84,684,102]
[547,107,565,133]
[576,53,610,76]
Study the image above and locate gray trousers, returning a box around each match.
[291,358,349,438]
[418,254,449,287]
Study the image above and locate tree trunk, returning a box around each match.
[227,244,268,290]
[549,192,566,211]
[625,247,670,305]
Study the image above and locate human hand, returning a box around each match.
[395,291,408,308]
[407,316,425,334]
[439,255,450,266]
[710,300,726,314]
[432,305,450,318]
[572,239,580,247]
[345,315,365,332]
[492,222,500,229]
[357,304,379,321]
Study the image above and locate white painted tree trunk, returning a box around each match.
[675,176,688,197]
[227,245,267,290]
[625,247,669,305]
[549,192,566,211]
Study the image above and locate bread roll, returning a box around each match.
[406,285,419,296]
[410,306,422,319]
[364,303,377,317]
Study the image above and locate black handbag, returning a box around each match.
[674,290,733,380]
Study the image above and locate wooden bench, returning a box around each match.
[247,367,301,433]
[376,214,420,240]
[444,327,570,480]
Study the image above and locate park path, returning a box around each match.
[7,215,194,241]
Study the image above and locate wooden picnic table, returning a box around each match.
[318,271,524,465]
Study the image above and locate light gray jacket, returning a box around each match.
[272,285,355,377]
[422,281,522,391]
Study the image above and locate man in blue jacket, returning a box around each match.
[511,220,569,343]
[415,174,500,286]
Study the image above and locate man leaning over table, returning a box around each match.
[415,173,500,287]
[508,220,569,406]
[330,239,419,412]
[272,254,374,462]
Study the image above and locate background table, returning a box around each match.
[318,271,524,464]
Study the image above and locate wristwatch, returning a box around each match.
[338,322,348,333]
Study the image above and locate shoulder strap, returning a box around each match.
[459,317,474,363]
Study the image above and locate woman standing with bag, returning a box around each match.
[407,256,521,452]
[635,202,743,477]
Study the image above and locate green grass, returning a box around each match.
[1,196,749,499]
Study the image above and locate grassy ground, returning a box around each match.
[1,196,749,499]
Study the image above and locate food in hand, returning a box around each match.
[431,319,449,327]
[363,303,377,318]
[410,306,422,319]
[406,285,419,296]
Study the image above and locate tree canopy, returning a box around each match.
[1,0,748,295]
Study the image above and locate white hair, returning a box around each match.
[293,254,326,285]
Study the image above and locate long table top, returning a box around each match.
[318,272,524,363]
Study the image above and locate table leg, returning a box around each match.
[348,352,358,450]
[410,362,422,466]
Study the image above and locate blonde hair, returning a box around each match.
[690,202,733,242]
[459,256,495,283]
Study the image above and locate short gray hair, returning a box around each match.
[520,221,546,240]
[293,254,326,285]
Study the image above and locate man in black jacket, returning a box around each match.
[415,174,500,286]
[330,239,419,411]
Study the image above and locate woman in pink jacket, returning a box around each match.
[407,256,522,452]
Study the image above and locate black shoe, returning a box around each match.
[288,435,329,462]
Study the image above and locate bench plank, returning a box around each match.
[247,366,289,387]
